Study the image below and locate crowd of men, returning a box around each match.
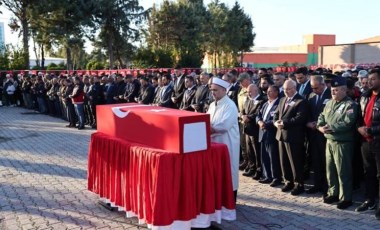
[1,65,380,219]
[0,67,215,130]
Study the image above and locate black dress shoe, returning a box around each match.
[242,169,255,177]
[337,200,352,209]
[355,200,376,212]
[306,186,321,194]
[259,178,272,184]
[281,183,294,192]
[323,195,339,204]
[291,185,304,196]
[270,180,282,187]
[252,173,261,180]
[78,126,85,130]
[239,162,248,170]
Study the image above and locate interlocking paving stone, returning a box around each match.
[0,107,379,229]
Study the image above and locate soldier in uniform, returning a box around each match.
[317,77,358,209]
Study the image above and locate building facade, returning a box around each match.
[242,34,336,69]
[319,36,380,71]
[0,22,5,51]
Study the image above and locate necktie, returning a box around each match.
[299,84,305,95]
[315,95,320,106]
[284,98,291,111]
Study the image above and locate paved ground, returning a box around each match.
[0,107,379,230]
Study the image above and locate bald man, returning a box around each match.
[274,80,308,196]
[241,84,266,180]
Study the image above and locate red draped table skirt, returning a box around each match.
[87,132,236,229]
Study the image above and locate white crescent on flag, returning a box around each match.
[111,105,149,118]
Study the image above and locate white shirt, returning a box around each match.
[264,98,279,120]
[207,95,240,190]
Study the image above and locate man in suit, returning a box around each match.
[274,79,308,196]
[136,76,154,104]
[152,76,160,99]
[105,75,117,104]
[295,67,312,99]
[191,72,210,113]
[295,67,312,180]
[241,84,266,179]
[259,74,273,100]
[171,65,186,108]
[273,72,286,98]
[156,74,174,108]
[180,75,197,111]
[123,75,140,103]
[306,75,331,195]
[152,77,163,105]
[257,85,282,186]
[223,69,240,107]
[113,75,126,103]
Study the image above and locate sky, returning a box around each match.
[1,0,379,50]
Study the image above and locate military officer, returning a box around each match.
[317,77,358,210]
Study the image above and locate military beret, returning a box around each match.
[331,76,347,87]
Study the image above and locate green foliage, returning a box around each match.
[146,0,255,68]
[133,47,173,68]
[46,62,58,70]
[86,60,105,70]
[2,0,255,70]
[282,61,289,67]
[0,45,10,70]
[91,0,148,68]
[8,45,27,70]
[147,0,208,68]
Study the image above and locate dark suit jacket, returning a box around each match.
[257,98,280,143]
[180,86,197,111]
[297,81,312,99]
[138,84,154,104]
[105,82,116,104]
[172,74,186,104]
[227,82,240,107]
[241,94,266,137]
[307,87,331,140]
[308,88,331,122]
[124,80,140,103]
[191,84,210,113]
[158,85,174,108]
[152,86,162,105]
[274,93,308,143]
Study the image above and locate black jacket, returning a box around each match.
[274,93,308,143]
[360,90,380,138]
[241,94,266,137]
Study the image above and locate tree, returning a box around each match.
[91,0,148,69]
[0,44,10,70]
[205,0,230,68]
[228,1,255,67]
[8,45,27,70]
[2,0,37,69]
[146,0,207,67]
